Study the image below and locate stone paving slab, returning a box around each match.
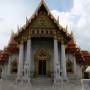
[0,80,82,90]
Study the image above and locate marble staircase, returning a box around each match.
[0,79,82,90]
[31,77,52,86]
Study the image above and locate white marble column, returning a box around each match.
[17,44,24,81]
[54,37,61,84]
[24,39,31,83]
[1,64,8,80]
[61,42,67,80]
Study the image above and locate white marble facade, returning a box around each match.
[0,37,83,86]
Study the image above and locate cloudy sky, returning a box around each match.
[0,0,90,51]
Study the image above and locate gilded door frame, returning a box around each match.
[34,48,50,77]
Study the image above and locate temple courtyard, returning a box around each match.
[0,1,90,90]
[0,80,82,90]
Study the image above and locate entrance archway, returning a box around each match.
[11,60,17,74]
[39,60,46,76]
[34,49,50,77]
[66,60,73,75]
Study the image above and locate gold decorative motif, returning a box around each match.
[61,40,64,44]
[30,13,56,29]
[35,48,49,60]
[34,48,50,77]
[20,39,24,44]
[14,0,72,44]
[16,43,19,47]
[54,35,57,40]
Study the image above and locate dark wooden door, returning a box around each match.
[39,60,46,76]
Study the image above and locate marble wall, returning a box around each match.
[81,79,90,90]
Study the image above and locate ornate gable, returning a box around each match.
[14,0,72,44]
[30,13,56,29]
[29,3,56,29]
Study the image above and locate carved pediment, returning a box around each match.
[14,0,71,44]
[29,14,56,29]
[28,3,57,29]
[35,49,49,60]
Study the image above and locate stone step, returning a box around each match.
[31,77,52,86]
[68,77,81,85]
[6,74,17,82]
[0,80,82,90]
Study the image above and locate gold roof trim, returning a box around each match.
[14,0,72,39]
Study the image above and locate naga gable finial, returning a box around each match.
[57,16,59,24]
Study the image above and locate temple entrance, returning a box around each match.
[39,60,46,76]
[11,60,17,74]
[34,49,50,77]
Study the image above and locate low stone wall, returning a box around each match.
[81,79,90,90]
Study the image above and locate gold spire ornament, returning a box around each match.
[57,16,59,24]
[26,17,29,24]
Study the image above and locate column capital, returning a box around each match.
[20,36,25,44]
[16,43,19,48]
[61,40,65,44]
[28,30,32,38]
[54,35,57,40]
[20,39,24,44]
[17,42,23,47]
[27,35,31,40]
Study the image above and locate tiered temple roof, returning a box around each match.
[0,0,90,66]
[0,33,18,64]
[14,0,72,44]
[0,48,9,64]
[66,38,90,65]
[81,51,90,65]
[0,35,90,65]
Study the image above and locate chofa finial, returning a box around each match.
[57,16,59,24]
[17,25,19,31]
[41,0,44,2]
[26,17,29,23]
[66,25,68,31]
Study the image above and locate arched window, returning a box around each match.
[66,60,73,74]
[11,60,17,74]
[84,72,89,79]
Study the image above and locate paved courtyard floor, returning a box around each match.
[0,80,82,90]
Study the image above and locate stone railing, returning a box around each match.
[81,79,90,90]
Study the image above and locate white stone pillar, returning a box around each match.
[24,39,31,83]
[17,44,24,81]
[1,64,8,80]
[54,37,61,84]
[61,42,67,80]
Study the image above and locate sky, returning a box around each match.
[0,0,90,51]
